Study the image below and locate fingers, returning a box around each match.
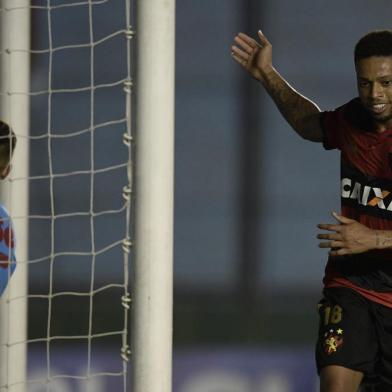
[332,211,354,224]
[329,248,349,257]
[317,223,342,232]
[237,32,258,49]
[231,45,249,61]
[234,35,255,54]
[231,30,271,68]
[257,30,271,46]
[317,213,355,231]
[317,233,342,241]
[317,224,346,252]
[232,30,267,55]
[237,30,270,47]
[231,33,256,67]
[231,47,249,67]
[318,241,345,249]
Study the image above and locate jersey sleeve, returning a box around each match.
[0,206,16,297]
[320,106,345,151]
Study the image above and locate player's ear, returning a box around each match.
[0,164,11,180]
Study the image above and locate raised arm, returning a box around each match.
[231,31,323,143]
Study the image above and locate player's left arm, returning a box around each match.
[317,211,392,256]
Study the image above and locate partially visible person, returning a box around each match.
[0,121,16,296]
[231,29,392,391]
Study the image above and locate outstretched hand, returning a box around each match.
[317,212,377,256]
[231,31,273,82]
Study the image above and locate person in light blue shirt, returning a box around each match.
[0,121,17,296]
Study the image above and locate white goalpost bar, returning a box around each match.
[133,1,175,392]
[0,1,30,391]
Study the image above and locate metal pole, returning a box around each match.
[132,1,175,392]
[0,1,30,391]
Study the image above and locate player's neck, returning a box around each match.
[373,118,392,133]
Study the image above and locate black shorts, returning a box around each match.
[316,287,392,390]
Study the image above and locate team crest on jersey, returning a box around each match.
[323,328,344,355]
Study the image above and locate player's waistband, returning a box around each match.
[324,275,392,308]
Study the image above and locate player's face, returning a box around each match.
[0,164,10,180]
[356,56,392,130]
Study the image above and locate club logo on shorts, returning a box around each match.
[323,328,344,355]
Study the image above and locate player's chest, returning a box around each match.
[340,133,392,219]
[341,131,392,179]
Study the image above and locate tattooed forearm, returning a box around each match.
[375,230,392,249]
[260,68,322,141]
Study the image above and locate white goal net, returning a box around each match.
[0,0,133,390]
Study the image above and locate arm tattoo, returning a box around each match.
[376,230,392,249]
[262,69,321,140]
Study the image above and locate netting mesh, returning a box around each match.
[0,0,133,390]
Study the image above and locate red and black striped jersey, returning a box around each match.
[321,97,392,307]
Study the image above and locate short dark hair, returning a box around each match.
[0,121,16,165]
[354,30,392,63]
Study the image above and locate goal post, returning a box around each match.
[0,0,30,391]
[132,1,175,392]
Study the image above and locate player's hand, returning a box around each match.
[317,212,377,256]
[231,30,273,82]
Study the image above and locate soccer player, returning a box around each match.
[0,121,16,296]
[231,29,392,391]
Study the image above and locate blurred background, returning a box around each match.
[26,0,130,390]
[173,1,391,391]
[23,0,392,391]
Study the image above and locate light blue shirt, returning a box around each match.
[0,205,16,296]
